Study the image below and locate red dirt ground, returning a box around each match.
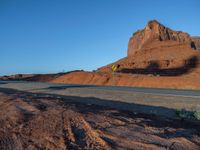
[0,90,200,149]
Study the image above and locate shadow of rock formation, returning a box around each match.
[119,56,199,76]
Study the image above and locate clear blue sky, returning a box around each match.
[0,0,200,75]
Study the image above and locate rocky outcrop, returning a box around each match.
[192,36,200,50]
[98,20,200,74]
[128,20,193,56]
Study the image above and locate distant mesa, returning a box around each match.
[128,20,199,56]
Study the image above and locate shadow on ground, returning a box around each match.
[0,87,176,118]
[0,87,199,123]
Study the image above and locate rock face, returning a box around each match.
[98,20,200,74]
[128,20,193,56]
[192,36,200,50]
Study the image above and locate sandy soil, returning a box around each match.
[0,90,200,150]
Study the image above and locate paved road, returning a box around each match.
[0,80,200,97]
[0,81,200,117]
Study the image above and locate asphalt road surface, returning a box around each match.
[0,81,200,118]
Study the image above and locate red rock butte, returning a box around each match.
[1,20,200,89]
[128,20,198,56]
[99,20,200,73]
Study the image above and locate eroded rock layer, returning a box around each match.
[128,20,194,56]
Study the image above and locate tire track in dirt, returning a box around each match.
[62,109,110,149]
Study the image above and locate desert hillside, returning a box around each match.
[50,20,200,89]
[1,20,200,89]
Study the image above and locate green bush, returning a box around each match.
[176,109,193,119]
[176,109,200,120]
[193,111,200,120]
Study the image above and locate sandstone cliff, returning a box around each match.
[2,20,200,89]
[28,20,200,89]
[98,20,200,73]
[128,20,195,56]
